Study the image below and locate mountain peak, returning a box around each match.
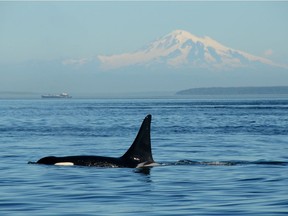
[165,30,229,52]
[169,29,197,40]
[163,30,199,48]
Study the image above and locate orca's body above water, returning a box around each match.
[36,115,156,168]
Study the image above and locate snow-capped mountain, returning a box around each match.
[4,30,287,95]
[96,30,280,71]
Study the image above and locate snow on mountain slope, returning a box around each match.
[97,30,279,70]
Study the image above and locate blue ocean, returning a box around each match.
[1,98,287,215]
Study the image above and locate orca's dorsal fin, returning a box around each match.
[121,114,154,165]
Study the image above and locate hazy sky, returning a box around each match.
[1,1,288,64]
[1,1,288,95]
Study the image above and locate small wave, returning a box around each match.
[27,161,37,164]
[164,160,288,166]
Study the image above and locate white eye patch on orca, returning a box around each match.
[55,162,74,166]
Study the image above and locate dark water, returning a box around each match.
[1,98,288,215]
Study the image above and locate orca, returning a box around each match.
[36,114,156,168]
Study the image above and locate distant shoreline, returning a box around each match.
[176,86,288,96]
[1,86,288,99]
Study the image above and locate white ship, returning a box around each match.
[41,93,72,99]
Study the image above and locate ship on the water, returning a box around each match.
[41,93,72,99]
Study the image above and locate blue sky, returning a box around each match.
[1,1,288,95]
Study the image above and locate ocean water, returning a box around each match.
[0,98,287,215]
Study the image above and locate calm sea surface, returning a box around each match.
[0,98,287,215]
